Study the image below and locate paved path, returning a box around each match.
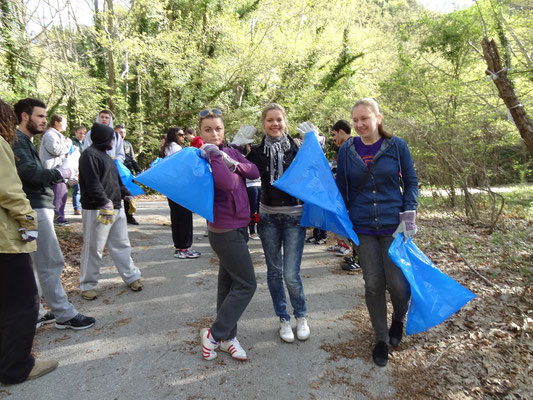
[2,201,395,400]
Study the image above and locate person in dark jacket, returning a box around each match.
[245,103,311,344]
[78,122,143,301]
[115,124,141,225]
[336,98,418,367]
[0,98,58,384]
[13,98,95,331]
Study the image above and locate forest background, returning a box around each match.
[1,0,532,247]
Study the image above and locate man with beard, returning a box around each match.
[78,122,143,300]
[12,98,95,330]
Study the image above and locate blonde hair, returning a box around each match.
[352,98,392,139]
[261,103,289,133]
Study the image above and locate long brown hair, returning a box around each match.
[163,126,183,152]
[0,99,18,146]
[352,98,392,139]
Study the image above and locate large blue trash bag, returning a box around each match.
[388,233,476,335]
[150,157,162,168]
[273,131,359,245]
[134,147,214,222]
[115,159,145,196]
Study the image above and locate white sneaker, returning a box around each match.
[279,318,294,343]
[335,246,351,256]
[220,337,247,361]
[250,233,260,240]
[296,317,310,341]
[327,244,341,252]
[200,328,219,360]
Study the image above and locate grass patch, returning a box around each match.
[419,184,533,221]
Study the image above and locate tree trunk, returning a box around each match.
[481,37,533,157]
[105,0,116,113]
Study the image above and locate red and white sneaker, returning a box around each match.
[220,337,247,361]
[200,328,219,360]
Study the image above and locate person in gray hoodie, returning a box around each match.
[82,110,125,162]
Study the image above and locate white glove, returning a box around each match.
[392,210,417,242]
[19,228,38,242]
[220,151,239,172]
[296,121,318,136]
[199,144,221,160]
[232,125,257,146]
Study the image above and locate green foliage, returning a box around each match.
[0,0,531,197]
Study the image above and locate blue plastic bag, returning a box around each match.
[134,147,214,222]
[273,131,358,245]
[115,159,145,196]
[150,157,163,168]
[388,234,476,335]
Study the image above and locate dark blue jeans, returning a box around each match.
[258,213,307,321]
[356,234,411,343]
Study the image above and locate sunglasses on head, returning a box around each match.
[199,108,223,118]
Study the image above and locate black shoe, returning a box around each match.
[342,256,361,271]
[389,320,404,347]
[372,341,389,367]
[127,216,139,225]
[36,311,56,328]
[54,219,71,227]
[342,259,361,271]
[55,313,95,330]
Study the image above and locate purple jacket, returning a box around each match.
[209,146,260,230]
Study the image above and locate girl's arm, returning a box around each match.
[398,139,418,211]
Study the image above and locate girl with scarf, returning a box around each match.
[245,103,310,343]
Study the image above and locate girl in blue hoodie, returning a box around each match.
[337,98,418,367]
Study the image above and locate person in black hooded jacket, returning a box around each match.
[78,122,143,301]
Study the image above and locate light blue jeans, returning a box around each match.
[258,213,307,321]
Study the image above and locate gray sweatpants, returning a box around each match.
[32,208,78,323]
[79,208,141,291]
[208,227,257,342]
[356,234,411,343]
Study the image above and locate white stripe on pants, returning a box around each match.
[79,208,141,291]
[33,208,78,323]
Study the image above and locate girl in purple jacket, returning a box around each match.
[198,108,260,362]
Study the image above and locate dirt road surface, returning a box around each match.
[2,201,395,400]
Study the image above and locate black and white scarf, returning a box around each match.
[263,134,291,184]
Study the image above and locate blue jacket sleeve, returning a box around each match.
[336,145,348,206]
[397,138,418,211]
